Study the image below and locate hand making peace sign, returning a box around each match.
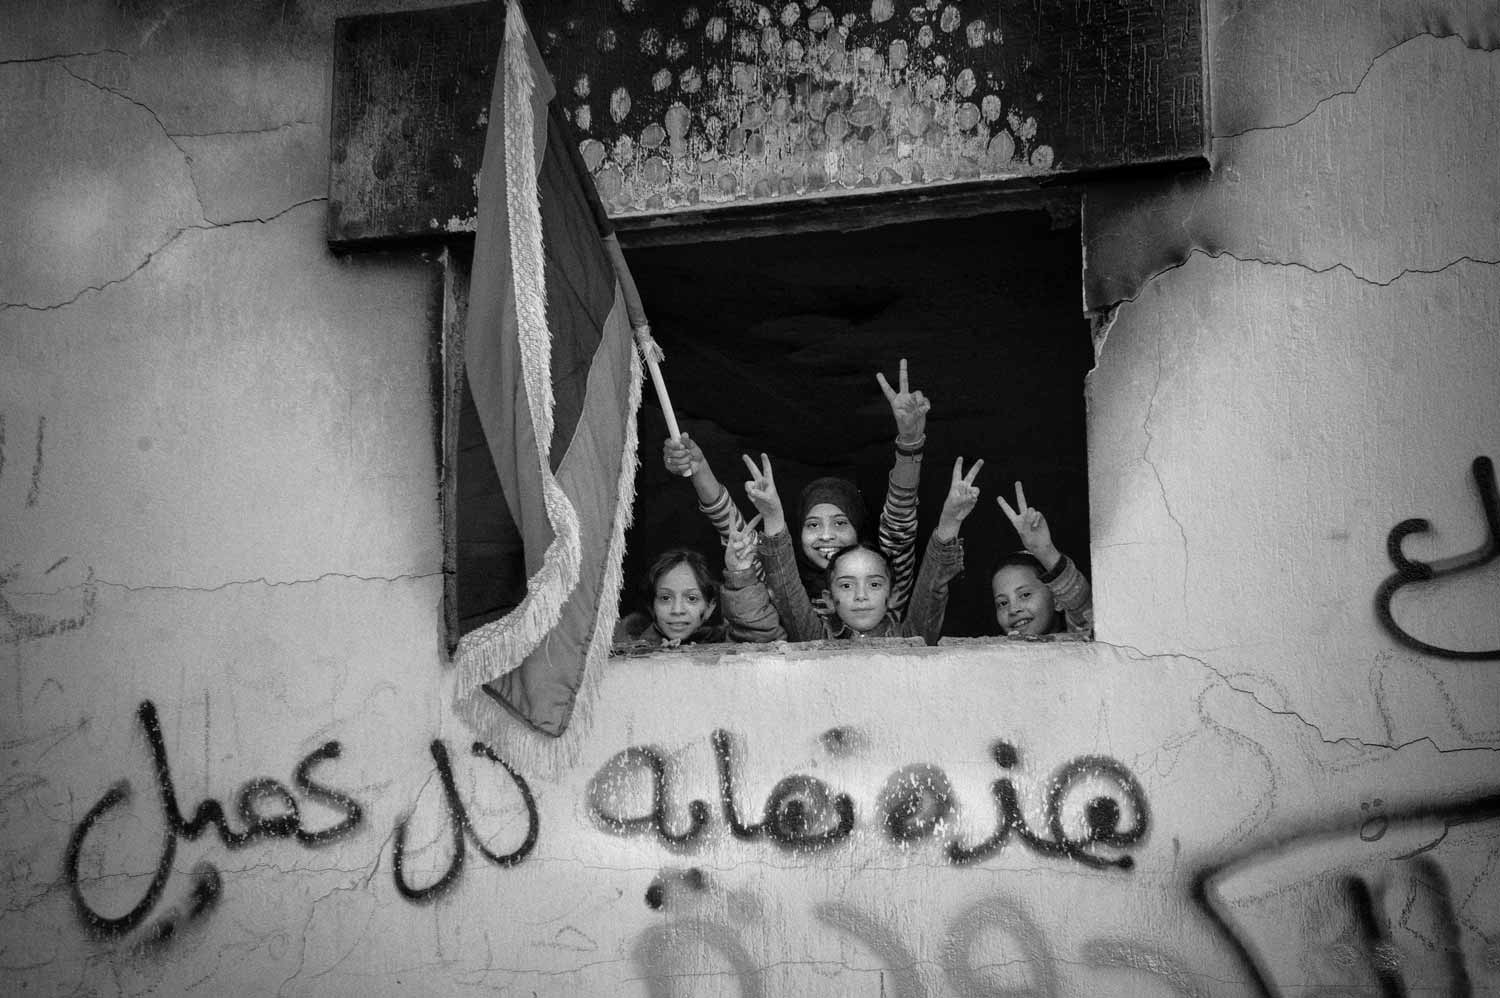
[934,457,983,540]
[724,513,764,573]
[996,481,1061,569]
[740,453,786,535]
[876,358,930,444]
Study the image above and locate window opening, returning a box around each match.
[447,199,1093,645]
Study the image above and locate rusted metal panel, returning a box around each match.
[329,0,1206,246]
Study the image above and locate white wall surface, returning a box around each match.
[2,1,1497,995]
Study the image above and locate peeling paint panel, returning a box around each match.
[327,0,1207,244]
[328,6,503,245]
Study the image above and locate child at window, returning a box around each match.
[718,514,786,640]
[991,482,1093,637]
[739,452,982,644]
[613,545,785,652]
[662,359,929,616]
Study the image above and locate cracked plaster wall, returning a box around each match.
[1084,6,1500,746]
[2,0,1498,995]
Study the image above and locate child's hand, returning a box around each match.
[663,433,705,478]
[724,513,764,573]
[934,457,983,540]
[876,358,930,444]
[997,481,1061,570]
[741,453,786,535]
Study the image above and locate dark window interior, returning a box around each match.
[451,201,1093,642]
[621,205,1093,638]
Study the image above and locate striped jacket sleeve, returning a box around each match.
[698,483,748,544]
[877,444,922,618]
[720,567,786,642]
[759,529,827,642]
[1040,553,1093,636]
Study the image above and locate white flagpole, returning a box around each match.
[632,325,681,441]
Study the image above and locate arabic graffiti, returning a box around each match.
[65,702,365,942]
[391,739,539,903]
[714,730,857,851]
[1195,790,1500,997]
[946,744,1149,870]
[586,744,712,850]
[1375,454,1500,660]
[65,701,538,947]
[627,790,1497,996]
[586,730,1148,869]
[637,883,1203,997]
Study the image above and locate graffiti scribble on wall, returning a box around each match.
[64,701,538,951]
[1375,455,1499,660]
[391,739,539,903]
[328,0,1207,243]
[585,729,1148,868]
[0,412,97,646]
[65,702,365,949]
[1197,792,1500,997]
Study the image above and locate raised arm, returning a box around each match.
[875,358,930,617]
[997,481,1093,634]
[720,514,785,642]
[665,432,748,543]
[901,457,980,644]
[742,453,825,641]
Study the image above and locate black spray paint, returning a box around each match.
[1196,792,1500,997]
[586,744,711,850]
[589,731,1146,869]
[391,739,539,903]
[945,742,1147,869]
[1375,454,1499,660]
[715,728,855,850]
[66,701,540,946]
[65,702,364,939]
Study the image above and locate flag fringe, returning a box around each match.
[558,336,643,740]
[452,342,642,776]
[452,0,579,697]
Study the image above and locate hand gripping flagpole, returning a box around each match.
[597,229,682,441]
[631,325,682,441]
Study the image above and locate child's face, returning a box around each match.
[825,548,891,634]
[992,564,1057,636]
[652,563,715,641]
[801,502,857,568]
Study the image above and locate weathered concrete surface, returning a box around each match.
[1085,12,1500,747]
[2,0,1498,995]
[1085,32,1500,307]
[13,642,1500,995]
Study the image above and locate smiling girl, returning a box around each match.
[739,452,981,644]
[991,482,1093,637]
[663,359,931,616]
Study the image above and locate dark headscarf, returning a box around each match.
[794,477,870,598]
[797,477,869,538]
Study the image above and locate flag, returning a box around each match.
[454,0,644,737]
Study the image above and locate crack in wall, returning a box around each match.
[1097,248,1500,317]
[44,62,326,265]
[1141,333,1191,620]
[0,196,328,312]
[1116,643,1500,755]
[55,62,205,218]
[289,892,379,992]
[0,49,127,66]
[9,569,441,600]
[1214,29,1500,140]
[168,120,315,139]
